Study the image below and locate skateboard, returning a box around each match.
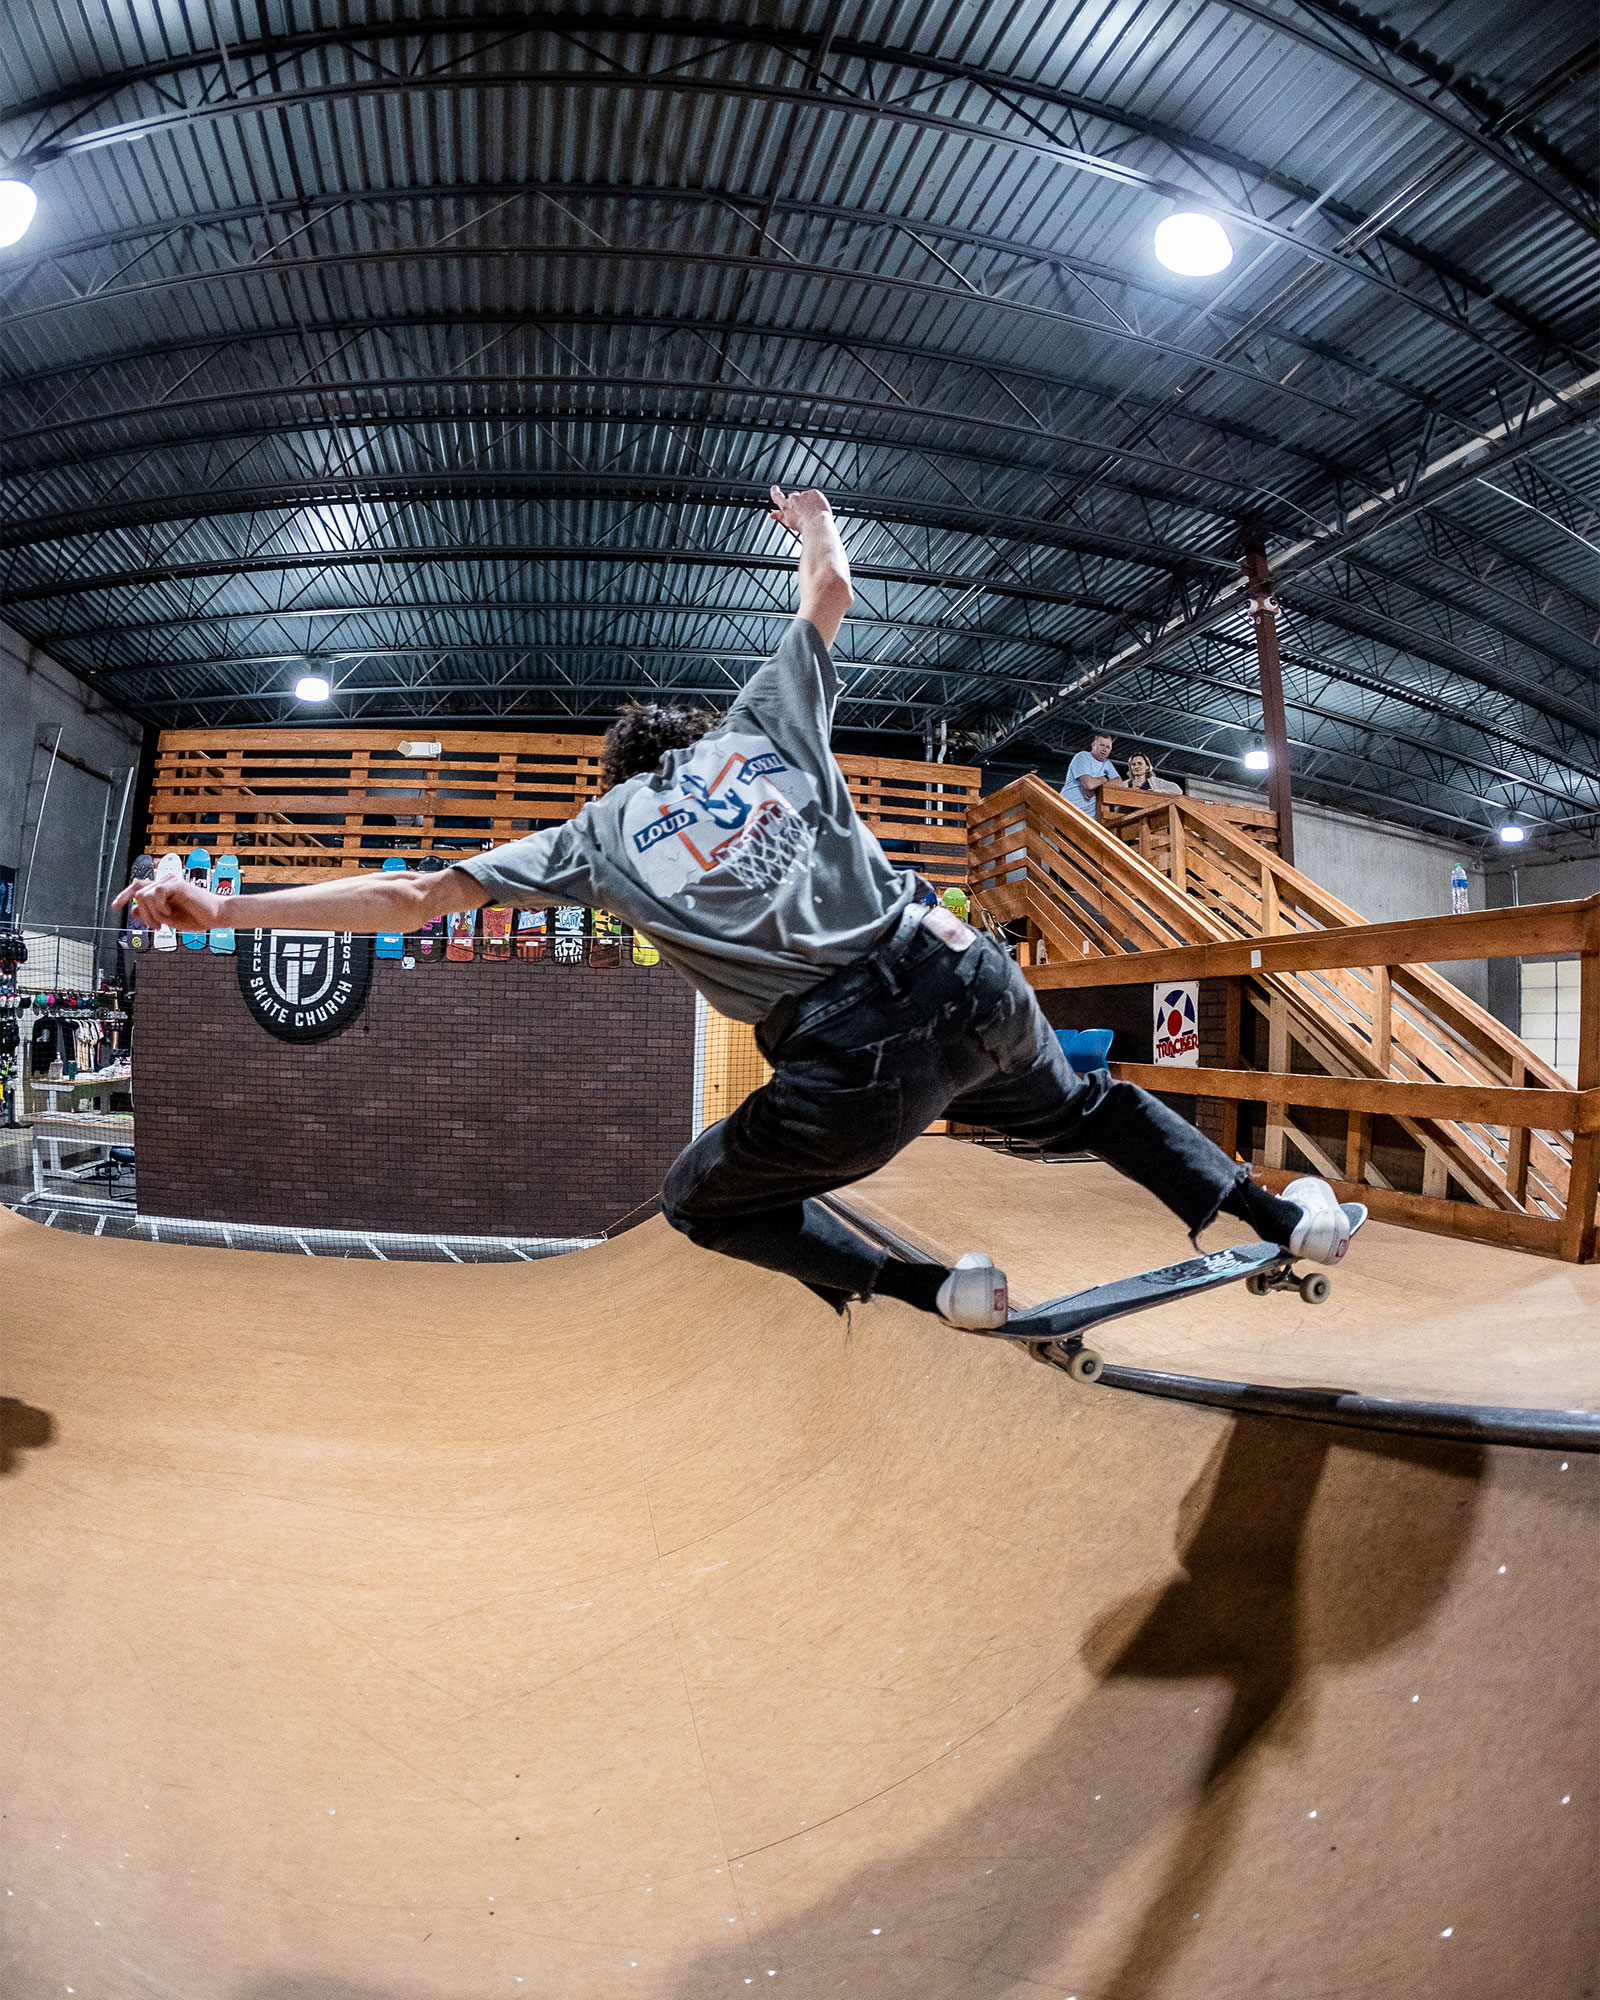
[121,854,155,953]
[208,854,240,953]
[631,926,660,968]
[376,857,408,959]
[589,909,622,968]
[990,1204,1368,1384]
[414,855,446,957]
[151,852,184,950]
[514,907,547,961]
[180,847,212,948]
[482,906,513,960]
[445,908,478,962]
[552,905,587,966]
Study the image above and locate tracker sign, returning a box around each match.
[238,929,373,1042]
[1153,982,1200,1066]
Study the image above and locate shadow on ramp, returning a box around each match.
[658,1415,1484,2000]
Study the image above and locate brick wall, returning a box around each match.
[133,952,697,1237]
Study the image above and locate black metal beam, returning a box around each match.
[0,73,1583,402]
[3,11,1587,288]
[0,470,1229,573]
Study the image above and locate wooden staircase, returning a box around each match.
[968,775,1597,1253]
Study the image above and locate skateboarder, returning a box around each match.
[116,484,1354,1328]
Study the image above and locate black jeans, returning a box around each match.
[661,921,1249,1298]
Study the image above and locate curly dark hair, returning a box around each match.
[601,700,718,791]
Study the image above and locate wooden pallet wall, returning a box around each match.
[146,729,980,890]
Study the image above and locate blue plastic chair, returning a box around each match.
[1055,1028,1114,1074]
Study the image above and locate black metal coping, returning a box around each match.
[821,1195,1600,1456]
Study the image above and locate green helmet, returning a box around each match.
[940,886,970,919]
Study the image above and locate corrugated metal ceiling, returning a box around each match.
[0,1,1595,841]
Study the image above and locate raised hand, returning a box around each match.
[767,484,835,535]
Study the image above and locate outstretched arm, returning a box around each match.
[768,484,852,644]
[112,862,489,937]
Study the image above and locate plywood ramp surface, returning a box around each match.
[0,1193,1593,2000]
[852,1140,1600,1414]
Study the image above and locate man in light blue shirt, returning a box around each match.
[1062,732,1117,816]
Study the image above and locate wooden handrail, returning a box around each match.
[1111,1064,1600,1133]
[1027,894,1600,983]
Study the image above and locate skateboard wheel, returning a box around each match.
[1245,1272,1269,1297]
[1066,1347,1103,1385]
[1299,1272,1331,1305]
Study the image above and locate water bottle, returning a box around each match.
[1450,863,1468,916]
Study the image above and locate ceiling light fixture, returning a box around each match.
[1497,824,1527,845]
[1153,211,1233,277]
[1243,741,1270,771]
[294,675,332,702]
[0,179,38,248]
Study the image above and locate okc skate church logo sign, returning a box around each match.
[1153,982,1200,1066]
[237,929,373,1042]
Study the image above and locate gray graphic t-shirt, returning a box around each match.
[458,618,919,1022]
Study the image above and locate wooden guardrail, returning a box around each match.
[146,729,978,892]
[969,774,1599,1263]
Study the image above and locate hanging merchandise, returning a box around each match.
[151,853,183,949]
[552,906,587,966]
[180,848,213,948]
[514,907,547,961]
[375,857,408,959]
[482,907,513,960]
[209,855,240,953]
[631,926,660,968]
[122,855,155,952]
[590,910,622,969]
[445,908,477,962]
[413,856,446,957]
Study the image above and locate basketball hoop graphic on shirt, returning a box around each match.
[626,737,819,897]
[662,751,815,892]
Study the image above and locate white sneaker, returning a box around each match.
[1283,1177,1356,1265]
[936,1252,1010,1330]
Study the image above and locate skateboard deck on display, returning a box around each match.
[514,908,547,961]
[414,856,446,957]
[151,852,183,951]
[989,1204,1368,1384]
[631,927,660,968]
[207,854,240,953]
[445,908,478,962]
[552,905,587,966]
[589,910,622,968]
[122,854,155,953]
[180,848,212,948]
[375,857,407,959]
[482,906,513,960]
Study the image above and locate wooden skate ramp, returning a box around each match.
[2,1178,1594,2000]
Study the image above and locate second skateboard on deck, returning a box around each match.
[986,1202,1369,1384]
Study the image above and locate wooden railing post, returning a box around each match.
[1370,964,1393,1073]
[1218,975,1242,1159]
[1558,952,1599,1262]
[1260,856,1279,935]
[1505,1059,1531,1207]
[1264,992,1290,1170]
[1345,1111,1372,1187]
[1167,803,1188,896]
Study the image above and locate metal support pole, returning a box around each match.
[19,728,64,929]
[1242,538,1295,869]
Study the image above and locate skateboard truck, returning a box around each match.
[1020,1250,1336,1387]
